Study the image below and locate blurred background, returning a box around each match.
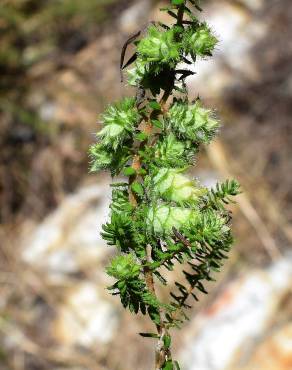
[0,0,292,369]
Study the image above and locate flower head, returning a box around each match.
[168,101,220,143]
[153,168,207,204]
[107,254,140,280]
[137,26,181,67]
[183,23,218,57]
[147,205,199,234]
[97,98,140,150]
[89,143,112,172]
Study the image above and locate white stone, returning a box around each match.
[180,256,292,370]
[54,282,119,346]
[22,182,112,279]
[187,2,267,98]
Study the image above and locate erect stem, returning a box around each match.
[127,5,185,367]
[128,86,174,369]
[143,245,171,370]
[128,155,141,207]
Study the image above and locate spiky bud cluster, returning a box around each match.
[107,254,140,280]
[137,26,181,67]
[89,98,141,175]
[89,1,240,369]
[152,168,207,204]
[147,205,199,234]
[183,23,218,56]
[96,97,141,149]
[168,101,219,143]
[128,15,218,92]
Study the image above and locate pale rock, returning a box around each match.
[119,0,152,34]
[235,324,292,370]
[22,182,112,281]
[239,0,264,11]
[53,282,119,346]
[180,256,292,370]
[188,2,267,99]
[39,101,57,122]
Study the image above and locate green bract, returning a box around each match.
[127,59,147,87]
[183,23,218,56]
[147,205,199,234]
[155,134,185,161]
[137,26,181,67]
[107,254,140,280]
[89,143,112,171]
[153,133,196,168]
[168,100,219,143]
[97,97,141,150]
[89,2,240,369]
[152,168,207,204]
[89,142,131,176]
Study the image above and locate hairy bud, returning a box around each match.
[183,23,218,56]
[168,101,219,143]
[137,26,181,67]
[97,97,141,150]
[153,168,207,204]
[107,254,140,280]
[147,205,199,234]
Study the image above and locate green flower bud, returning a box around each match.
[97,123,124,149]
[127,59,146,87]
[153,168,207,204]
[98,97,140,149]
[154,133,185,165]
[89,143,112,172]
[183,23,218,56]
[191,210,231,244]
[102,97,139,127]
[168,101,220,143]
[147,205,199,234]
[89,142,131,175]
[137,26,181,67]
[153,133,198,168]
[107,254,140,280]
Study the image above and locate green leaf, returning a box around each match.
[151,119,163,129]
[135,132,148,142]
[123,167,136,176]
[171,0,184,4]
[139,332,159,338]
[148,308,161,324]
[163,334,171,349]
[138,168,147,176]
[131,181,144,196]
[163,360,174,370]
[149,101,161,110]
